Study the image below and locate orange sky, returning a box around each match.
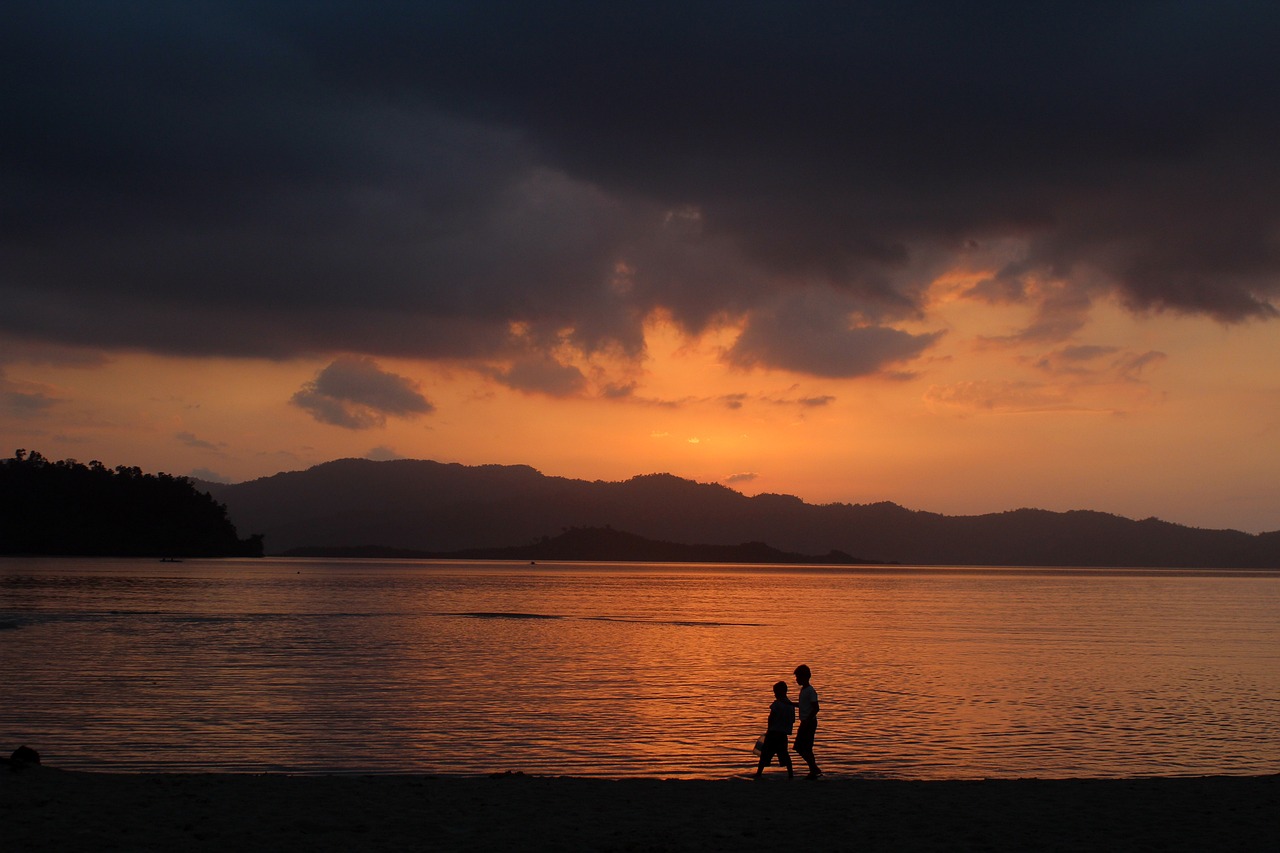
[5,274,1277,534]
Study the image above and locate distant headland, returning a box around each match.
[1,450,262,558]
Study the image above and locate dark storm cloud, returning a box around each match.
[5,2,1279,378]
[291,355,433,428]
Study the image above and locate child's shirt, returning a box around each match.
[798,684,819,722]
[767,698,795,734]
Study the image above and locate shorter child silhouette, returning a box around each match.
[754,681,795,779]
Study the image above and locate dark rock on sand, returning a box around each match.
[8,745,41,770]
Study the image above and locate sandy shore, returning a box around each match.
[3,767,1277,851]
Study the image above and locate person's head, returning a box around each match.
[773,680,788,699]
[794,664,811,685]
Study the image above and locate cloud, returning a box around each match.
[0,369,60,418]
[0,336,109,368]
[923,380,1076,415]
[727,293,944,378]
[189,467,231,484]
[976,280,1095,346]
[600,381,638,399]
[724,472,759,485]
[1032,345,1168,382]
[291,356,433,429]
[490,356,587,397]
[759,389,837,407]
[175,431,224,451]
[2,388,58,418]
[3,2,1279,379]
[1115,350,1168,381]
[365,445,404,462]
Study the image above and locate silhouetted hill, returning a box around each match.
[201,458,1280,567]
[2,450,262,557]
[278,526,881,564]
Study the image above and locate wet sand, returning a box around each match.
[3,767,1277,851]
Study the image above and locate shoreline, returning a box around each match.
[5,768,1276,851]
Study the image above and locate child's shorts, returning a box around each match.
[760,731,791,763]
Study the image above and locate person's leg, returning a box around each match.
[806,722,821,776]
[755,738,775,776]
[795,721,820,775]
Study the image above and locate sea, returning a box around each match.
[2,557,1277,780]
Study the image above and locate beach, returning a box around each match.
[4,767,1276,852]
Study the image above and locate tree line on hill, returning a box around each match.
[1,450,262,558]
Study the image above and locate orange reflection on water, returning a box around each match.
[3,559,1278,778]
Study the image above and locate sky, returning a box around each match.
[4,2,1280,533]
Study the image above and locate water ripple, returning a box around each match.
[2,557,1278,779]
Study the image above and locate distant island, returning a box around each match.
[200,458,1280,568]
[278,525,888,565]
[1,450,262,558]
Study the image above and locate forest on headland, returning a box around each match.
[0,450,262,558]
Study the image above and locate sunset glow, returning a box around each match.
[7,286,1277,532]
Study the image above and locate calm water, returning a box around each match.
[2,557,1277,779]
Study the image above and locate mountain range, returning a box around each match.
[199,458,1280,568]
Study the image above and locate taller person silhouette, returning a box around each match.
[793,664,822,778]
